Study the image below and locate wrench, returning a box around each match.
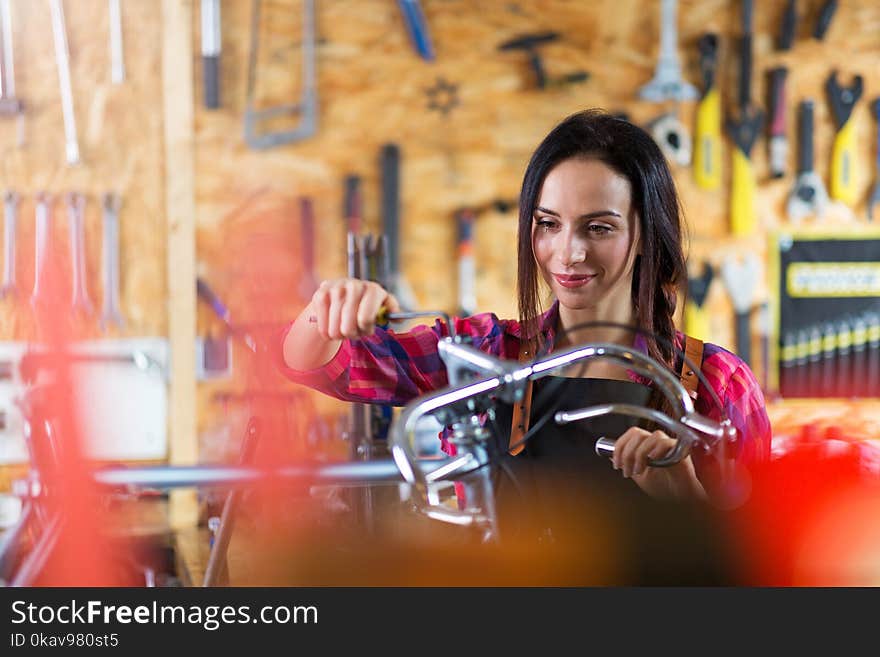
[108,0,125,84]
[66,192,93,316]
[786,100,828,222]
[31,193,53,307]
[638,0,698,102]
[49,0,80,165]
[100,192,124,331]
[720,253,760,367]
[0,0,24,145]
[1,190,18,298]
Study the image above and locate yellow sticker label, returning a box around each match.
[786,262,880,297]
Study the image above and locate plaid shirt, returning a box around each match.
[280,301,771,464]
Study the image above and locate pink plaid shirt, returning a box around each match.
[280,301,771,464]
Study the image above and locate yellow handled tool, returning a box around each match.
[685,262,713,341]
[826,71,863,206]
[730,147,757,237]
[726,0,762,238]
[694,34,721,190]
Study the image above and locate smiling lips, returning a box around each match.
[553,273,596,288]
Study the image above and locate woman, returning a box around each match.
[281,110,771,511]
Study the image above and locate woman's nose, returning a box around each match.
[558,231,586,267]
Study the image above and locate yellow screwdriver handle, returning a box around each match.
[694,88,722,190]
[830,119,858,205]
[730,148,756,237]
[684,301,710,343]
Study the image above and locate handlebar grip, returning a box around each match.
[595,436,615,458]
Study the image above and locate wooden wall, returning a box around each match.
[1,0,880,480]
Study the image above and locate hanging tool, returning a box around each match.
[820,320,837,397]
[497,32,588,91]
[196,277,257,353]
[49,0,80,165]
[835,318,852,398]
[343,174,362,235]
[639,0,695,167]
[720,252,760,367]
[813,0,838,40]
[201,0,220,109]
[806,324,822,397]
[66,192,93,317]
[649,112,692,167]
[101,193,125,331]
[767,67,789,179]
[638,0,698,102]
[0,0,23,142]
[108,0,125,84]
[244,0,317,148]
[684,262,713,341]
[297,196,318,301]
[757,302,771,393]
[869,99,880,221]
[851,316,868,398]
[1,190,17,298]
[381,143,417,310]
[778,0,797,51]
[867,312,880,397]
[396,0,434,61]
[826,71,863,207]
[726,0,763,238]
[31,193,53,307]
[786,100,828,222]
[455,208,476,317]
[693,34,721,190]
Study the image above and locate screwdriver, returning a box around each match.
[308,309,438,326]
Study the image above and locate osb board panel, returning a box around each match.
[0,1,878,473]
[196,0,880,340]
[0,0,166,339]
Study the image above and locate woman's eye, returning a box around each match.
[535,218,557,230]
[587,224,612,235]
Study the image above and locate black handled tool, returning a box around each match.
[786,100,828,221]
[826,71,863,206]
[685,262,713,340]
[726,0,763,237]
[201,0,221,109]
[498,32,588,90]
[298,197,318,301]
[767,67,789,179]
[868,99,880,221]
[778,0,797,50]
[381,143,400,279]
[814,0,838,40]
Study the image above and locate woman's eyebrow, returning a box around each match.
[534,206,622,220]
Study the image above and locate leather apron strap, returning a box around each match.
[508,339,535,455]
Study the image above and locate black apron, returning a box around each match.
[488,376,655,541]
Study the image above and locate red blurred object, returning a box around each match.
[728,427,880,586]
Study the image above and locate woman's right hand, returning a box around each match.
[309,278,401,340]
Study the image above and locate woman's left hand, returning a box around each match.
[611,427,706,501]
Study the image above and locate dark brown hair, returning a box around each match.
[517,109,686,368]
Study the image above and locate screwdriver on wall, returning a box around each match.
[201,0,221,109]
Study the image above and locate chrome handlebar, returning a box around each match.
[389,339,738,524]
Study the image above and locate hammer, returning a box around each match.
[498,32,588,90]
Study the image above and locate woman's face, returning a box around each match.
[532,157,641,321]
